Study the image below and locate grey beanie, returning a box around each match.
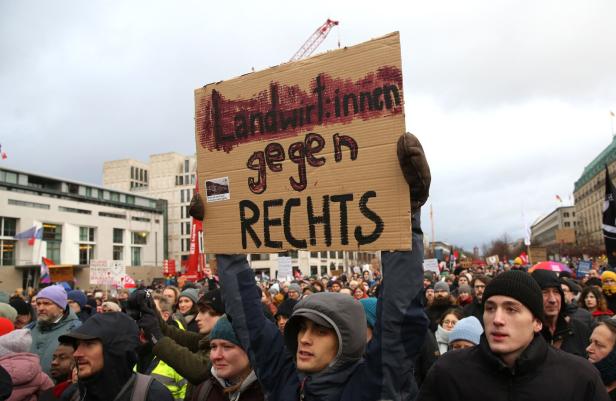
[434,281,450,294]
[0,304,17,323]
[288,283,301,294]
[457,284,472,294]
[179,288,200,304]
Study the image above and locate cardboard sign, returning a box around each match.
[577,260,592,277]
[194,32,410,253]
[486,255,499,265]
[423,258,439,273]
[277,256,293,280]
[89,260,126,287]
[49,266,74,283]
[555,228,576,244]
[528,247,548,265]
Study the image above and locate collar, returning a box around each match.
[478,334,548,376]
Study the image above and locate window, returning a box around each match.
[0,240,15,266]
[110,192,119,202]
[43,223,62,263]
[3,171,17,184]
[113,246,123,261]
[310,265,318,276]
[329,251,336,258]
[131,217,151,223]
[320,266,327,276]
[131,166,135,179]
[85,187,92,197]
[113,228,124,244]
[563,212,570,218]
[310,252,319,258]
[132,232,148,245]
[185,222,191,236]
[126,196,135,205]
[184,159,190,173]
[99,212,126,219]
[59,206,92,215]
[251,254,270,261]
[144,171,148,183]
[79,244,94,265]
[564,222,571,227]
[8,199,50,209]
[79,227,95,242]
[1,217,17,237]
[131,247,141,266]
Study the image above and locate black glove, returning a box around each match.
[397,132,431,213]
[139,313,163,345]
[189,192,204,221]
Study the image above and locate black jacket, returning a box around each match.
[418,334,609,401]
[541,315,591,358]
[463,298,484,326]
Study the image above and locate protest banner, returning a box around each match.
[577,260,592,277]
[555,228,576,244]
[49,266,74,283]
[277,256,293,281]
[89,259,126,287]
[423,258,439,273]
[194,32,410,253]
[528,247,548,264]
[486,255,499,265]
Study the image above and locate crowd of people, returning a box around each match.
[0,133,614,400]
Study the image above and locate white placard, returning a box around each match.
[89,259,126,287]
[423,258,439,273]
[277,256,292,281]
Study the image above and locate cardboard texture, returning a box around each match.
[529,247,548,265]
[195,32,410,253]
[555,228,576,244]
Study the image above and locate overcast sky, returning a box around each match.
[2,0,615,251]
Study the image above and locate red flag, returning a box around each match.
[185,183,205,282]
[520,252,529,265]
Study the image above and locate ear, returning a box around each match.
[532,318,543,333]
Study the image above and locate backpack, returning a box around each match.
[192,379,213,401]
[130,373,154,401]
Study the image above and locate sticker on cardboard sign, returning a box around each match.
[205,177,230,202]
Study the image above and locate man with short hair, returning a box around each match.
[59,313,172,401]
[39,343,77,401]
[425,281,455,331]
[532,270,590,357]
[30,285,81,375]
[418,270,609,401]
[463,275,491,326]
[287,283,302,301]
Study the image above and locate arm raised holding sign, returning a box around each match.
[214,133,430,401]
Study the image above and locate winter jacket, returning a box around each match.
[425,301,455,333]
[566,302,593,330]
[30,310,81,375]
[418,334,609,401]
[463,298,484,326]
[151,313,211,399]
[0,352,53,401]
[414,329,439,388]
[219,212,428,401]
[61,313,173,401]
[188,369,263,401]
[541,314,591,358]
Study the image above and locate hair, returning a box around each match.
[579,286,609,313]
[471,275,491,287]
[312,281,324,292]
[163,286,181,304]
[597,319,616,337]
[439,307,464,325]
[153,294,173,314]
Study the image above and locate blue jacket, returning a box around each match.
[218,212,428,401]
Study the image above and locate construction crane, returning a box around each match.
[290,19,339,62]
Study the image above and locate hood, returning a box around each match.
[0,352,53,388]
[284,292,366,370]
[0,329,32,357]
[60,313,139,401]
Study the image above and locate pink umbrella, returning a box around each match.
[528,261,572,274]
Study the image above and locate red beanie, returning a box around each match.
[0,318,14,336]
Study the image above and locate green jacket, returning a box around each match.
[30,309,81,375]
[152,314,211,387]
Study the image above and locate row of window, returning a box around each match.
[175,174,196,186]
[130,166,148,183]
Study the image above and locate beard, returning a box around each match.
[37,311,63,327]
[431,296,454,307]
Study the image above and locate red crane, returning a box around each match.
[290,19,339,61]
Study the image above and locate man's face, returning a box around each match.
[288,290,300,301]
[195,309,220,335]
[425,289,434,303]
[561,284,574,304]
[434,289,449,300]
[36,299,64,323]
[331,283,341,293]
[587,324,616,363]
[458,277,469,287]
[67,300,81,313]
[14,314,32,329]
[73,339,104,379]
[210,339,250,380]
[423,279,432,288]
[296,318,339,373]
[50,344,75,382]
[541,287,561,319]
[483,295,542,366]
[473,280,486,302]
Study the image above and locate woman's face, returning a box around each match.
[442,313,459,331]
[587,325,616,363]
[178,297,194,314]
[163,289,177,305]
[353,288,364,300]
[585,292,597,309]
[210,339,250,380]
[458,277,469,286]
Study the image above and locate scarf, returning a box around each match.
[594,348,616,386]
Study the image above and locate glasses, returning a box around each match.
[442,320,458,326]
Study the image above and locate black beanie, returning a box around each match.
[531,269,565,315]
[483,270,544,321]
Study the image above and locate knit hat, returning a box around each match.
[434,281,450,294]
[457,284,472,295]
[37,285,68,310]
[0,318,14,336]
[179,288,199,305]
[275,299,298,319]
[423,272,434,282]
[560,277,581,295]
[0,329,31,357]
[101,301,121,312]
[288,283,302,294]
[448,316,483,345]
[8,298,31,316]
[531,270,565,314]
[197,289,225,315]
[67,290,87,308]
[483,270,544,321]
[601,271,616,282]
[0,304,17,323]
[209,315,242,349]
[360,298,377,328]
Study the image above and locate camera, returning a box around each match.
[126,289,154,320]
